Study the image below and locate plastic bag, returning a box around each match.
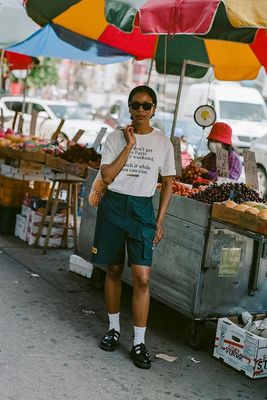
[88,170,107,208]
[242,311,267,338]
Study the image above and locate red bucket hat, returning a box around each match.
[207,122,232,145]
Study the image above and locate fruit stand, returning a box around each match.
[78,168,267,348]
[0,129,101,241]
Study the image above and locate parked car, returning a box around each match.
[0,96,112,146]
[250,134,267,198]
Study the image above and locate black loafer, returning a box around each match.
[130,343,151,369]
[99,329,120,351]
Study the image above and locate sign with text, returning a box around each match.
[243,150,258,190]
[93,127,107,150]
[216,147,229,179]
[171,137,182,177]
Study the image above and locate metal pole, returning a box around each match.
[146,58,154,85]
[170,59,213,141]
[0,50,5,94]
[21,67,29,115]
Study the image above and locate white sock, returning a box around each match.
[133,326,146,349]
[108,312,120,333]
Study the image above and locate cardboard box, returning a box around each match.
[69,255,93,278]
[27,233,63,247]
[212,203,267,236]
[27,221,64,237]
[214,317,267,379]
[29,209,66,225]
[14,214,27,241]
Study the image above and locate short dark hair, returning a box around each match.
[128,85,157,105]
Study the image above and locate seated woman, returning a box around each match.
[201,122,242,181]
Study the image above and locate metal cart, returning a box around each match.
[78,169,267,348]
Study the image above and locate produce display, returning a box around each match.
[181,161,209,184]
[221,200,267,217]
[0,128,101,174]
[60,143,101,165]
[189,182,265,204]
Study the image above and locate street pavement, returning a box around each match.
[0,234,266,400]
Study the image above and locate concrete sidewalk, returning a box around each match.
[0,235,266,400]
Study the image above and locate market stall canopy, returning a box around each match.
[104,0,267,80]
[6,25,132,65]
[9,0,267,79]
[4,51,38,70]
[105,0,267,34]
[0,0,39,48]
[22,0,155,61]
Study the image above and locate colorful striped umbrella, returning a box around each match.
[105,0,267,34]
[105,0,267,80]
[12,1,267,80]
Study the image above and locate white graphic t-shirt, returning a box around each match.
[101,129,176,197]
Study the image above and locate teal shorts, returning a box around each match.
[91,190,156,267]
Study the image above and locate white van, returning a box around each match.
[178,82,267,149]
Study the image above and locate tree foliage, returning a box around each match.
[27,58,59,88]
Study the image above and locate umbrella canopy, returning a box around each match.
[7,25,132,65]
[104,0,267,80]
[105,0,267,34]
[0,0,39,48]
[4,51,37,70]
[11,0,267,80]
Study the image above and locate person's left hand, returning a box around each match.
[153,222,164,244]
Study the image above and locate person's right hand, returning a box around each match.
[123,124,136,148]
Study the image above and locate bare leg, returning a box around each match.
[105,264,124,314]
[131,265,151,327]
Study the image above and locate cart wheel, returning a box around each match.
[91,267,106,290]
[186,320,205,350]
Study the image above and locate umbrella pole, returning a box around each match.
[170,60,213,141]
[146,58,154,85]
[0,50,5,94]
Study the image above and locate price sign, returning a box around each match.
[216,147,229,179]
[92,127,107,150]
[171,137,182,177]
[243,149,258,190]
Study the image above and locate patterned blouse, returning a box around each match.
[201,150,242,181]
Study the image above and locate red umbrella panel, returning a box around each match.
[4,51,37,70]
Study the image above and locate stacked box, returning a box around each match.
[214,317,267,379]
[26,209,66,247]
[14,214,27,241]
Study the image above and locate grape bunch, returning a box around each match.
[189,182,266,204]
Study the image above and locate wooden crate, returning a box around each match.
[0,147,7,159]
[0,176,28,207]
[45,154,59,170]
[28,181,51,199]
[21,150,46,164]
[212,203,267,236]
[5,147,22,160]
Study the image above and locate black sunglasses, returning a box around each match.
[129,101,154,111]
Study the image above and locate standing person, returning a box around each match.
[180,134,195,168]
[91,85,176,369]
[201,122,242,181]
